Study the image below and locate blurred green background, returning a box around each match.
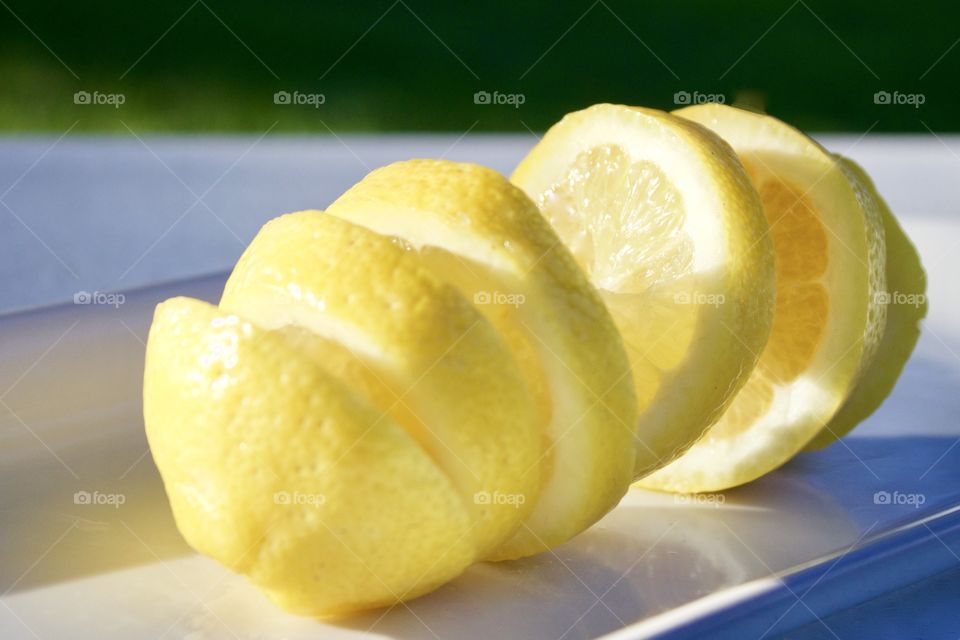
[1,0,954,132]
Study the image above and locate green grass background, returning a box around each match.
[0,0,955,132]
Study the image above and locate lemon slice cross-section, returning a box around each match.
[638,104,887,492]
[512,103,776,476]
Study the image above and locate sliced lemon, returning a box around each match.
[326,159,638,559]
[144,297,476,616]
[637,104,887,492]
[806,155,927,448]
[147,213,546,614]
[511,104,775,476]
[218,212,541,559]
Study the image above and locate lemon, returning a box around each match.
[511,104,776,476]
[806,155,927,448]
[144,297,476,616]
[219,212,541,559]
[637,104,887,493]
[143,105,920,617]
[326,159,638,559]
[146,213,544,615]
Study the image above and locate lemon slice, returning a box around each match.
[511,104,775,476]
[637,104,887,492]
[326,159,638,559]
[144,297,476,616]
[806,155,927,448]
[218,212,541,558]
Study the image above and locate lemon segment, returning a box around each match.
[143,298,476,616]
[326,160,638,559]
[512,104,775,475]
[637,104,887,492]
[219,212,541,559]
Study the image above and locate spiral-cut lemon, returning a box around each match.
[146,213,543,615]
[511,104,776,475]
[143,103,922,618]
[637,104,887,492]
[326,159,637,559]
[219,213,544,558]
[145,297,476,615]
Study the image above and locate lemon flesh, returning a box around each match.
[806,156,927,448]
[512,104,775,476]
[638,104,887,493]
[326,159,638,559]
